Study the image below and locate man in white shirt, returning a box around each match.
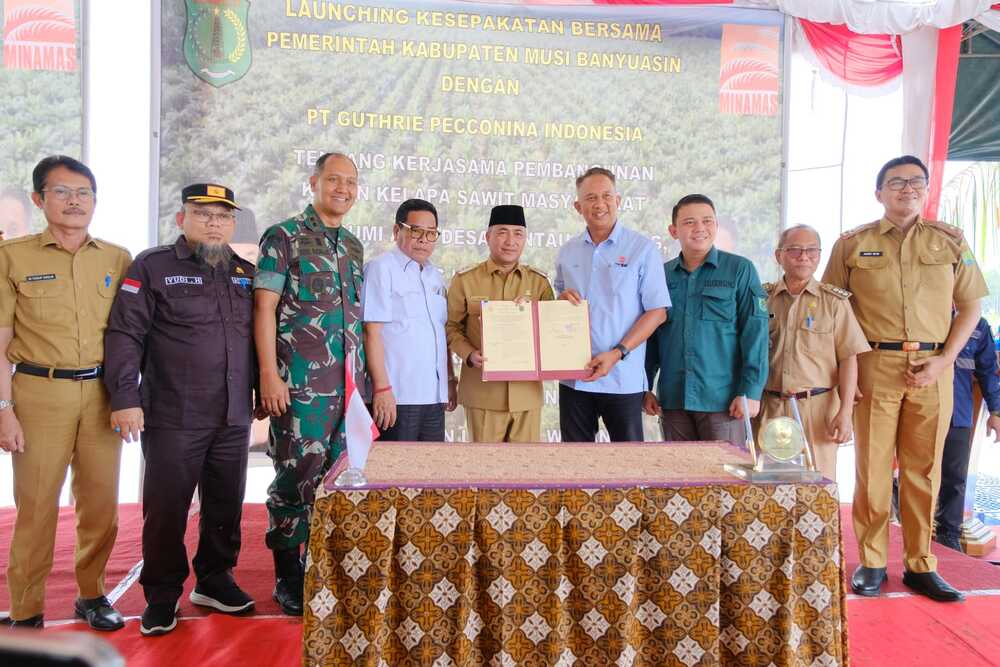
[363,199,456,440]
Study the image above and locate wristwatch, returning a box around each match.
[613,343,629,360]
[0,399,14,410]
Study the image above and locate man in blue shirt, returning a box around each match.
[644,194,769,446]
[934,317,1000,551]
[554,167,670,442]
[363,199,456,440]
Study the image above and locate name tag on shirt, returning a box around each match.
[859,251,883,257]
[25,273,56,282]
[165,276,204,286]
[231,276,252,288]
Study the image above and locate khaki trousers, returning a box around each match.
[760,390,841,482]
[853,350,951,573]
[465,407,541,443]
[6,373,122,619]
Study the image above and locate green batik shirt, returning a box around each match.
[254,204,366,396]
[645,246,769,412]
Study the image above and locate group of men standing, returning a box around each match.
[0,151,992,640]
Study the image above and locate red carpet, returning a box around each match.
[3,503,1000,665]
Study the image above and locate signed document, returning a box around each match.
[482,300,591,381]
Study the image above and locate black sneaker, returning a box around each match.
[140,601,179,636]
[189,579,255,614]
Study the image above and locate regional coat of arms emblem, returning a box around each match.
[183,0,251,87]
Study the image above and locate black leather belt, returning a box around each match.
[765,387,831,400]
[868,341,942,352]
[17,363,103,380]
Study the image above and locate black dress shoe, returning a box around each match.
[934,534,964,553]
[1,614,44,629]
[902,570,965,602]
[851,565,887,597]
[74,596,125,631]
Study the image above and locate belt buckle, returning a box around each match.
[73,367,99,381]
[901,341,920,352]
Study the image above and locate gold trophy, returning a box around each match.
[725,396,823,481]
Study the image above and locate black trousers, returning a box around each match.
[140,425,250,605]
[373,403,445,442]
[935,425,972,540]
[559,384,645,442]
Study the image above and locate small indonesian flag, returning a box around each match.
[344,349,378,470]
[121,278,141,294]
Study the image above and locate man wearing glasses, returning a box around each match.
[0,156,131,630]
[104,183,257,635]
[823,155,988,602]
[253,152,366,615]
[447,204,554,442]
[363,199,457,441]
[759,224,869,481]
[644,194,768,447]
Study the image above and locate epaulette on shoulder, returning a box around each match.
[454,264,477,277]
[0,233,40,250]
[820,283,852,299]
[523,264,549,280]
[924,219,964,242]
[762,281,775,295]
[134,244,174,262]
[839,221,879,240]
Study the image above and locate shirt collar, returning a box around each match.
[302,204,325,233]
[584,221,622,246]
[673,245,718,272]
[39,226,101,250]
[774,275,821,297]
[485,257,522,275]
[174,235,195,260]
[878,215,924,235]
[391,246,425,272]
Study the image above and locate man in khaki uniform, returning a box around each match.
[447,205,554,442]
[823,155,988,602]
[0,156,131,629]
[761,224,870,481]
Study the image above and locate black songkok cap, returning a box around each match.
[488,204,526,228]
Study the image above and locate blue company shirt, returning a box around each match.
[952,318,1000,428]
[362,248,449,405]
[646,247,769,412]
[554,222,671,394]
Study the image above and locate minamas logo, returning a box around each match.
[719,24,779,117]
[2,0,77,72]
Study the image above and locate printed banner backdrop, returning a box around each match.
[157,0,785,442]
[0,0,82,239]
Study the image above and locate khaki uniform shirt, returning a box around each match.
[765,277,870,393]
[822,217,988,343]
[0,228,131,368]
[446,258,554,411]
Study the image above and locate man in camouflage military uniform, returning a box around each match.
[253,152,366,615]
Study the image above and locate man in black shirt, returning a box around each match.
[104,183,257,636]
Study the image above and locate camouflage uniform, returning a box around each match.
[254,204,366,550]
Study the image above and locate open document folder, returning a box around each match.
[480,299,592,381]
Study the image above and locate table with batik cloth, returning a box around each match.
[303,442,849,666]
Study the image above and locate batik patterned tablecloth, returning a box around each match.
[303,442,848,666]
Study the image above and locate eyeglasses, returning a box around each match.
[883,176,927,191]
[398,220,440,242]
[188,209,237,224]
[779,246,821,258]
[43,186,94,201]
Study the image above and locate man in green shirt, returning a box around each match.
[644,194,769,445]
